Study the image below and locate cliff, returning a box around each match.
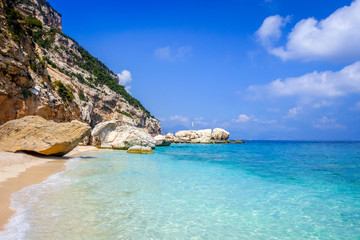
[0,0,161,134]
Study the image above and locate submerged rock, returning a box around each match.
[127,145,153,154]
[0,116,91,156]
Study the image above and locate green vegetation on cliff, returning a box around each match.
[76,47,151,117]
[3,0,152,117]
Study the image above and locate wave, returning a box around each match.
[0,157,81,240]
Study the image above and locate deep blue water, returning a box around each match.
[1,141,360,239]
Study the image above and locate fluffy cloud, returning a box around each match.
[117,70,132,93]
[235,114,251,123]
[169,115,189,124]
[117,70,132,85]
[256,15,290,47]
[286,107,300,118]
[248,61,360,98]
[154,46,192,61]
[257,0,360,61]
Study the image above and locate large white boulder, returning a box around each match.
[101,125,156,149]
[212,128,230,140]
[175,130,197,139]
[154,135,171,146]
[173,128,230,143]
[90,120,117,147]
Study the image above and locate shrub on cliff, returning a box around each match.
[25,16,42,28]
[54,81,74,102]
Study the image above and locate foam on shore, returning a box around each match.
[0,157,80,239]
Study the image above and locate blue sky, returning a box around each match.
[49,0,360,140]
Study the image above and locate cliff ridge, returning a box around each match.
[0,0,161,134]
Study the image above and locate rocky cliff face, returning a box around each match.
[0,0,161,134]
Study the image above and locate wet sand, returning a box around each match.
[0,146,98,230]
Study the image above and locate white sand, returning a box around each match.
[0,145,98,230]
[0,146,98,183]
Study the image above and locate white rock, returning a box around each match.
[102,125,156,149]
[90,120,117,147]
[212,128,230,140]
[154,135,171,146]
[165,133,174,139]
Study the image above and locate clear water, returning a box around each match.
[1,142,360,239]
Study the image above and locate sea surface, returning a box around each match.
[1,141,360,239]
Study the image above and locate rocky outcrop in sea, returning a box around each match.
[165,128,231,143]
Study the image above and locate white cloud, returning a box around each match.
[248,61,360,98]
[313,100,334,109]
[117,70,132,93]
[286,107,300,118]
[154,46,171,60]
[256,15,290,47]
[267,108,280,112]
[154,46,192,61]
[169,115,189,124]
[125,86,132,93]
[117,70,132,85]
[253,118,277,124]
[257,0,360,61]
[235,114,251,123]
[313,116,346,130]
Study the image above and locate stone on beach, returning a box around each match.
[0,116,91,156]
[90,120,118,147]
[127,145,153,154]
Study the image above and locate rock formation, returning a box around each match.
[168,128,231,143]
[0,115,90,156]
[154,135,171,147]
[212,128,230,140]
[0,0,161,134]
[91,122,156,149]
[127,145,153,154]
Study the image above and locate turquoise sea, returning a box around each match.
[1,141,360,239]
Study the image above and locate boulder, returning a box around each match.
[212,128,230,140]
[197,129,212,139]
[154,135,171,147]
[90,120,117,147]
[175,130,198,139]
[165,133,174,139]
[172,128,230,143]
[72,120,91,145]
[127,145,153,154]
[99,125,156,149]
[0,116,91,156]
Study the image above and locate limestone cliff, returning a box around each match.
[0,0,161,134]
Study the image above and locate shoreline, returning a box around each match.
[0,146,98,231]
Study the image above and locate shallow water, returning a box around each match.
[1,142,360,239]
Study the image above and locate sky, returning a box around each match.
[48,0,360,140]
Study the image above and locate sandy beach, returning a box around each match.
[0,146,98,230]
